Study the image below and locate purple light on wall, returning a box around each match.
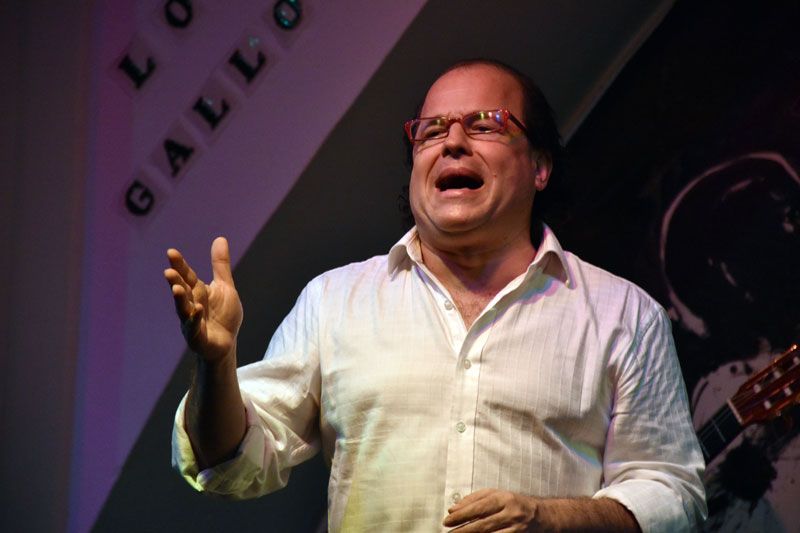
[70,1,428,531]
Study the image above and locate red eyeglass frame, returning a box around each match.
[403,108,528,143]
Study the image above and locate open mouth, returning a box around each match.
[435,174,484,191]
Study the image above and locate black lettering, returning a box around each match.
[164,0,192,28]
[273,0,302,30]
[228,48,266,84]
[118,54,156,90]
[192,96,230,130]
[163,139,195,177]
[125,181,155,215]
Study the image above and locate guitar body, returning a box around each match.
[691,345,800,532]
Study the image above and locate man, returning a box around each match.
[166,59,706,532]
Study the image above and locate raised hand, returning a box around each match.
[164,237,243,362]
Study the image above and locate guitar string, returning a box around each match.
[698,387,799,454]
[699,417,738,438]
[699,368,799,444]
[697,405,738,445]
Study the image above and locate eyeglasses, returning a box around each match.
[404,109,528,143]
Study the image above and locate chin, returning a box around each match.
[429,220,489,241]
[425,212,478,230]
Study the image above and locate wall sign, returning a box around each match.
[115,0,306,221]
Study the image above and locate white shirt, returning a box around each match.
[173,226,706,532]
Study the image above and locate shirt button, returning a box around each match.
[456,421,466,433]
[463,359,472,369]
[451,492,462,504]
[444,300,454,310]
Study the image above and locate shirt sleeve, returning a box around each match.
[593,307,707,532]
[171,280,323,499]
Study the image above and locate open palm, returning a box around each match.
[164,237,243,362]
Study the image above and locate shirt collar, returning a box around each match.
[526,224,573,288]
[387,227,423,275]
[387,225,573,288]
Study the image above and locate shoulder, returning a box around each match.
[560,255,679,386]
[304,253,393,297]
[563,251,667,328]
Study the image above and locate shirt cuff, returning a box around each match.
[594,480,691,533]
[171,394,267,498]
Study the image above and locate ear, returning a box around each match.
[532,152,552,191]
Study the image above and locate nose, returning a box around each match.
[441,120,472,156]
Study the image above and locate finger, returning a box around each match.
[181,302,205,343]
[447,514,503,533]
[444,499,497,528]
[167,248,200,288]
[210,236,234,285]
[446,517,480,532]
[181,304,204,349]
[165,268,197,319]
[445,492,507,528]
[164,267,192,296]
[449,488,494,513]
[171,283,196,321]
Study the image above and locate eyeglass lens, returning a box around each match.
[411,110,506,141]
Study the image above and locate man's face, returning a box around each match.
[409,65,550,250]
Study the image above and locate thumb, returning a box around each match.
[210,236,235,285]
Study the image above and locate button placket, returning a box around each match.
[443,335,478,521]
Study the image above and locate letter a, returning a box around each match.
[163,139,195,177]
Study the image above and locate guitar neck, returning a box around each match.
[696,401,743,462]
[695,344,800,463]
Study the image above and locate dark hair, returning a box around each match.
[399,58,568,234]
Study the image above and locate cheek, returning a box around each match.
[482,145,518,171]
[408,174,423,216]
[410,149,433,174]
[409,154,432,192]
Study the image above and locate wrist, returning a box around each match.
[530,498,560,532]
[196,344,238,376]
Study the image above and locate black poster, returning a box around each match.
[559,2,800,530]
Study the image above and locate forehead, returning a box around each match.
[420,65,524,117]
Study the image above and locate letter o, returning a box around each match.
[273,0,302,30]
[165,0,193,29]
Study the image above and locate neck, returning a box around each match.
[418,225,536,296]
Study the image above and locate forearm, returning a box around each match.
[536,497,641,533]
[444,489,643,532]
[184,345,247,470]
